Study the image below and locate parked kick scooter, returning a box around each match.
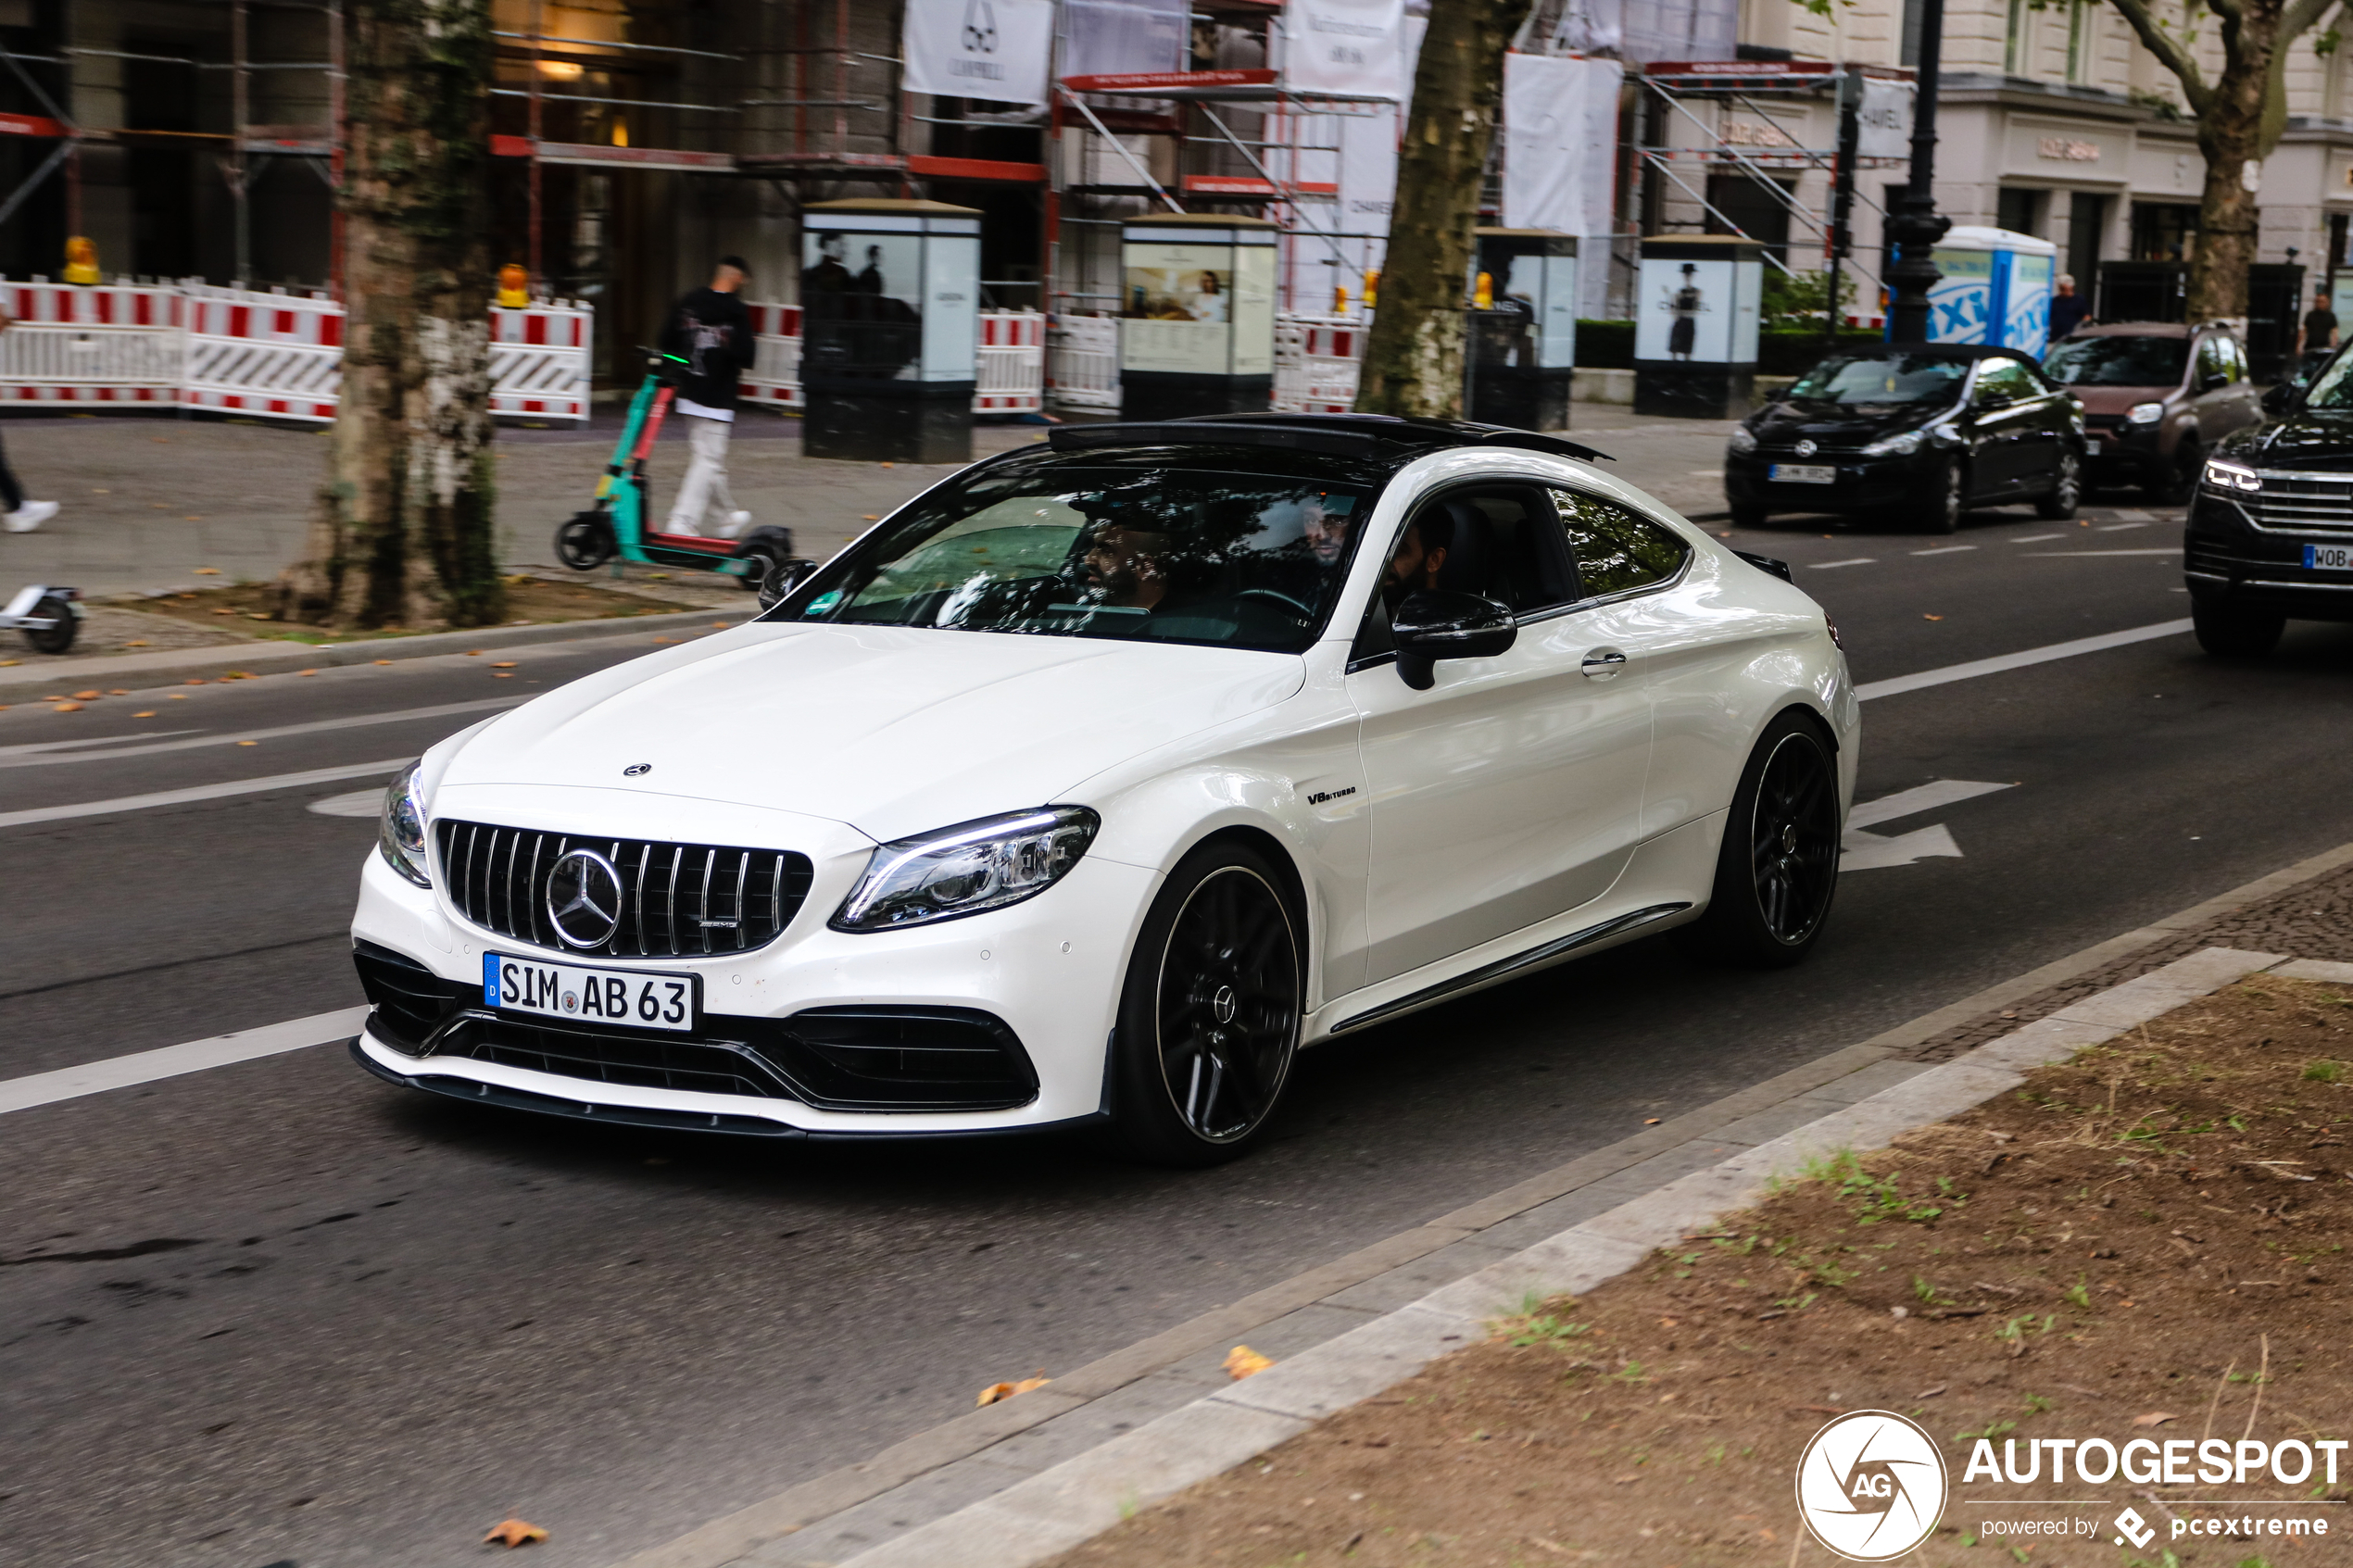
[553,352,812,606]
[0,583,80,654]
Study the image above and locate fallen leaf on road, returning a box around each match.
[194,566,220,574]
[184,678,207,685]
[1225,1346,1275,1380]
[862,514,881,521]
[133,710,156,717]
[483,1518,549,1548]
[1644,1117,1661,1124]
[210,608,235,615]
[372,659,393,666]
[2133,1411,2180,1426]
[1923,614,1944,621]
[653,636,678,645]
[492,661,518,669]
[71,690,100,699]
[168,694,187,700]
[711,621,728,628]
[237,740,258,746]
[467,649,483,656]
[298,669,317,676]
[51,701,82,712]
[108,689,128,696]
[976,1373,1051,1406]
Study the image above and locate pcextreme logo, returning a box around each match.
[1796,1411,1950,1561]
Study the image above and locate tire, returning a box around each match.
[555,511,617,571]
[2034,446,2082,521]
[19,592,75,655]
[1676,712,1842,969]
[2152,440,2198,507]
[1913,458,1964,533]
[1728,502,1768,531]
[2192,597,2284,658]
[730,525,799,597]
[1103,841,1304,1167]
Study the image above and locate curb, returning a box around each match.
[0,607,753,701]
[825,947,2310,1568]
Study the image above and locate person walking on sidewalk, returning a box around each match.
[661,256,759,538]
[0,304,57,533]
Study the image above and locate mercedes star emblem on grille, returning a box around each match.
[623,762,652,777]
[546,847,623,949]
[1793,439,1818,458]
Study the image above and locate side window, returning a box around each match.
[2195,337,2227,385]
[1549,489,1691,600]
[1976,359,2036,402]
[1393,486,1577,614]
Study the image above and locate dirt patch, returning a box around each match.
[1050,973,2353,1567]
[99,572,695,643]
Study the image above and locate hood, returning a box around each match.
[1750,396,1950,448]
[2067,384,2174,416]
[2221,407,2353,467]
[438,622,1307,842]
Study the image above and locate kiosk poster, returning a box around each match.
[1634,257,1760,364]
[1124,243,1238,375]
[803,230,928,381]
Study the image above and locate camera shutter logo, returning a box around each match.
[1794,1410,1948,1561]
[546,848,623,950]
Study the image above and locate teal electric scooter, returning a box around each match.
[553,352,810,605]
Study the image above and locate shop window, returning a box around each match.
[2131,203,2200,262]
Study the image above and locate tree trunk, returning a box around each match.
[1353,0,1539,419]
[278,0,503,631]
[2108,0,2328,324]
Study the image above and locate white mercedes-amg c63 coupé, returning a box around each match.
[350,413,1858,1164]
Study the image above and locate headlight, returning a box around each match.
[2204,458,2261,492]
[2126,401,2165,424]
[1861,427,1926,457]
[1728,426,1757,455]
[379,759,431,887]
[831,806,1099,932]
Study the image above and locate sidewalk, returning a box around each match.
[0,406,1742,599]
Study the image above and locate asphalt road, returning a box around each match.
[7,488,2353,1568]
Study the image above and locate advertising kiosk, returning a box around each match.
[1466,228,1578,431]
[1118,213,1278,420]
[1632,234,1764,420]
[799,198,982,463]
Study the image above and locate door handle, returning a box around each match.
[1581,648,1628,679]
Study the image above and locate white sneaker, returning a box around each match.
[721,509,751,539]
[664,517,701,538]
[4,500,57,533]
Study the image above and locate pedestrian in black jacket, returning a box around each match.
[661,257,759,537]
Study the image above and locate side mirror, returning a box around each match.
[757,557,817,610]
[1391,590,1517,690]
[2261,383,2298,416]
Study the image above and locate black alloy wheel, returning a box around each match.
[19,592,75,655]
[2034,447,2082,520]
[2191,597,2284,658]
[1677,712,1842,968]
[1106,843,1302,1165]
[555,511,617,571]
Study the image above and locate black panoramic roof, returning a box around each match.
[1831,343,2041,366]
[1045,412,1613,466]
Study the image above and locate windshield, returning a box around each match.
[774,464,1374,653]
[2306,351,2353,409]
[1785,354,1969,408]
[2043,335,2189,387]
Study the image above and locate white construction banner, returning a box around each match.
[1500,54,1624,239]
[902,0,1055,108]
[1283,0,1408,100]
[1856,75,1915,161]
[1061,0,1188,82]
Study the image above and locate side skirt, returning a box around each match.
[1325,902,1692,1036]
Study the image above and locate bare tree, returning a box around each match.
[2104,0,2341,321]
[279,0,504,630]
[1354,0,1541,419]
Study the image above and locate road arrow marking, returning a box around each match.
[1843,779,2016,871]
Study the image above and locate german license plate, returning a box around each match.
[484,954,698,1033]
[2305,543,2353,571]
[1770,463,1836,484]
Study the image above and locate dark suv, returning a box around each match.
[1724,345,2084,533]
[2044,321,2262,502]
[2184,345,2353,655]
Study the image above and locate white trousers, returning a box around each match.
[667,413,739,535]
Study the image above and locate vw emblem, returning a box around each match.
[1793,438,1818,458]
[623,762,652,777]
[546,847,623,950]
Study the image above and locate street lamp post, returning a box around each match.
[1885,0,1949,345]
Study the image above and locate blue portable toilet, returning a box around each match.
[1910,225,2058,357]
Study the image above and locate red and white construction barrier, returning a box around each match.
[1046,314,1120,411]
[739,305,1046,415]
[740,301,804,412]
[0,281,184,407]
[1273,314,1365,415]
[0,279,593,423]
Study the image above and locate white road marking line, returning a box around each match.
[1911,545,1976,556]
[2111,508,2158,521]
[309,788,386,818]
[1842,822,1964,872]
[1846,778,2016,830]
[2025,547,2182,557]
[0,759,409,829]
[0,1008,370,1116]
[0,729,205,759]
[0,696,520,771]
[2010,533,2065,543]
[1809,558,1877,569]
[1856,618,2194,701]
[2096,521,2148,532]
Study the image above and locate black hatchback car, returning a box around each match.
[2184,345,2353,655]
[1724,344,2086,533]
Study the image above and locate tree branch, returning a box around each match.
[2108,0,2214,112]
[2281,0,2341,44]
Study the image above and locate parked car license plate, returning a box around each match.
[2305,543,2353,571]
[1769,463,1836,484]
[484,954,698,1032]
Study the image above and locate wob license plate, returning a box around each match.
[485,953,699,1032]
[1769,463,1836,485]
[2305,542,2353,571]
